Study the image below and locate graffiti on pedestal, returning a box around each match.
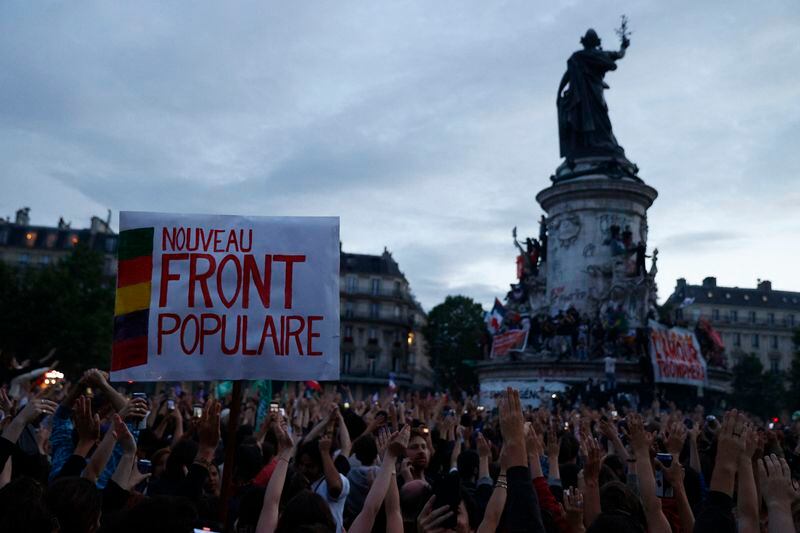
[550,214,581,249]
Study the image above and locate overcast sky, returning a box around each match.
[1,1,798,310]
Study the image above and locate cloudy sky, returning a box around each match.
[1,1,798,310]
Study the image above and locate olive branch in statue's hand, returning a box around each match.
[615,15,632,48]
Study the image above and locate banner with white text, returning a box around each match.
[490,329,528,358]
[648,320,707,387]
[110,212,340,382]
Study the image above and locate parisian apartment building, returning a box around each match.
[666,277,799,373]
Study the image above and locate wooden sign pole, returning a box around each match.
[218,379,244,529]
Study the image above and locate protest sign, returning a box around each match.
[490,329,528,358]
[648,320,707,387]
[110,212,340,382]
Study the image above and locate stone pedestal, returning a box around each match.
[534,176,658,326]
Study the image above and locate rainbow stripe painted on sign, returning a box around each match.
[112,227,154,371]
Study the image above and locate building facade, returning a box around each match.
[0,208,118,275]
[666,277,800,373]
[340,248,432,393]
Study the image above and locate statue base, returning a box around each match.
[552,156,641,183]
[534,175,658,326]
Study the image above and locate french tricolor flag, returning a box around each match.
[485,298,505,334]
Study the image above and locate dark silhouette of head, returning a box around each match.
[0,477,53,533]
[275,490,336,533]
[46,477,102,533]
[581,29,601,49]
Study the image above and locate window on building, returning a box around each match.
[771,335,779,349]
[368,359,377,376]
[751,334,759,348]
[370,303,379,318]
[394,281,402,296]
[0,228,8,245]
[749,311,757,323]
[345,302,354,318]
[394,305,400,318]
[371,278,381,295]
[731,310,738,322]
[733,333,741,347]
[45,233,58,248]
[342,352,352,373]
[392,356,400,373]
[770,358,780,373]
[767,312,775,325]
[24,231,37,248]
[789,314,796,327]
[712,309,720,320]
[344,326,353,339]
[368,328,377,340]
[346,276,357,293]
[18,253,30,264]
[40,255,51,265]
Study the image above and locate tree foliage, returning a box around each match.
[731,354,785,418]
[422,295,485,393]
[0,246,114,376]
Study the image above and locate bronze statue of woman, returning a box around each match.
[557,28,630,162]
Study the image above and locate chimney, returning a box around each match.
[15,207,30,226]
[757,280,772,291]
[676,278,687,291]
[702,277,716,288]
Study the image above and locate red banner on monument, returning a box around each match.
[648,320,708,387]
[490,329,528,358]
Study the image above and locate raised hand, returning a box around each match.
[715,410,746,469]
[498,388,526,469]
[665,420,687,456]
[387,424,411,458]
[319,433,333,455]
[73,396,100,443]
[417,496,454,533]
[112,413,136,455]
[0,388,13,415]
[627,413,652,455]
[119,397,149,422]
[757,454,796,511]
[581,436,604,483]
[546,424,560,458]
[17,397,58,425]
[275,420,294,456]
[524,422,544,459]
[476,432,491,459]
[562,487,585,532]
[197,399,221,453]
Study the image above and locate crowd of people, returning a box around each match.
[0,361,799,532]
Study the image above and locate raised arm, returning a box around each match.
[256,421,294,533]
[477,452,507,533]
[350,426,410,533]
[580,436,603,529]
[736,426,759,533]
[318,433,343,498]
[83,369,127,413]
[756,454,799,533]
[110,414,137,490]
[337,408,352,457]
[628,414,671,533]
